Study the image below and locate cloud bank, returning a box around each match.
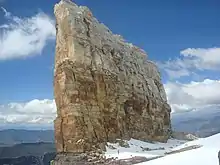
[165,79,220,113]
[0,81,220,124]
[0,99,56,124]
[158,47,220,114]
[1,79,220,124]
[159,47,220,79]
[0,7,56,60]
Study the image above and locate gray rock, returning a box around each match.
[218,150,220,165]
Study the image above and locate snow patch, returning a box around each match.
[138,133,220,165]
[105,138,186,160]
[104,133,220,165]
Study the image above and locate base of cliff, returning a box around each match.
[52,138,188,165]
[52,153,150,165]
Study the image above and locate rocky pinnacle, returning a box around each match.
[53,0,171,154]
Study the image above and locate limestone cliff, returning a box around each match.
[54,0,171,154]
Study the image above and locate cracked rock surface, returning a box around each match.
[54,0,171,155]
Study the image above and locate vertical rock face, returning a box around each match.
[54,0,171,153]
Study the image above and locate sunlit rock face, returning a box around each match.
[53,0,171,154]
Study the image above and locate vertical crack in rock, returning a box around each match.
[53,0,172,157]
[60,118,64,152]
[83,18,91,38]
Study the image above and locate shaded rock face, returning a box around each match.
[54,0,171,154]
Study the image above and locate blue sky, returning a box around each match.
[0,0,220,126]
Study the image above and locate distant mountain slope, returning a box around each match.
[0,142,55,158]
[0,129,54,146]
[0,142,56,165]
[0,152,56,165]
[172,109,220,137]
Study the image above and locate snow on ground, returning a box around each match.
[105,133,220,165]
[105,138,186,160]
[140,133,219,165]
[138,147,219,165]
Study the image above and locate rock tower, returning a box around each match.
[54,0,171,156]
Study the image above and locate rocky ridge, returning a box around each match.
[53,0,171,164]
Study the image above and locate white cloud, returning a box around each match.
[0,7,56,60]
[165,79,220,113]
[164,68,191,79]
[159,47,220,79]
[0,99,56,124]
[181,48,220,70]
[1,79,219,124]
